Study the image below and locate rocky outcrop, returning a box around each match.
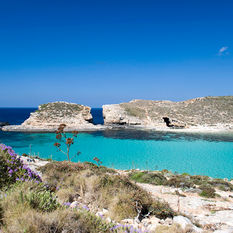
[0,122,9,130]
[139,183,233,232]
[2,102,105,132]
[103,96,233,130]
[0,122,9,127]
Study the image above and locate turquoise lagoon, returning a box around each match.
[0,130,233,179]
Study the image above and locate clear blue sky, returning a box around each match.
[0,0,232,107]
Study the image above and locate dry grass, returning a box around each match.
[154,224,185,233]
[40,161,175,221]
[154,223,211,233]
[0,181,113,233]
[120,96,233,125]
[1,207,112,233]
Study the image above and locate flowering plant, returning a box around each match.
[54,124,80,162]
[0,144,42,189]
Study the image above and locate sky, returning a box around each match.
[0,0,232,107]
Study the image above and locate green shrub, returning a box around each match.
[165,175,194,188]
[209,178,233,191]
[189,175,209,186]
[0,144,41,190]
[41,162,175,221]
[0,180,114,233]
[26,189,59,212]
[199,185,216,198]
[129,171,167,185]
[151,200,175,219]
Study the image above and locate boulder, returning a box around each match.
[70,201,79,208]
[173,216,203,233]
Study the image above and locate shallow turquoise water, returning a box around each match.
[0,130,233,179]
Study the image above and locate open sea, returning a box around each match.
[0,108,233,179]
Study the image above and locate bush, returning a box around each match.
[0,144,41,190]
[209,178,233,191]
[0,177,113,233]
[189,175,209,186]
[165,175,194,188]
[26,188,59,212]
[1,182,59,213]
[1,195,112,233]
[129,171,167,185]
[199,185,216,198]
[151,200,175,219]
[41,162,175,221]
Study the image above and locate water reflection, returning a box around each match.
[1,129,233,145]
[88,129,233,142]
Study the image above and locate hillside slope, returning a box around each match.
[103,96,233,130]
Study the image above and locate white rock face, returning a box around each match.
[173,216,203,232]
[138,183,233,232]
[22,102,93,128]
[102,96,233,130]
[2,102,107,132]
[103,104,142,125]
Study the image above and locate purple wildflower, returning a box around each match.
[82,205,90,211]
[63,202,71,206]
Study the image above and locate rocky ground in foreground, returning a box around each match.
[1,148,232,233]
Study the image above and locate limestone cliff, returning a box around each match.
[23,101,92,127]
[103,96,233,130]
[2,102,102,132]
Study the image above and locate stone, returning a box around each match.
[164,218,173,225]
[147,224,158,232]
[106,217,112,223]
[70,201,79,208]
[121,219,135,224]
[213,229,233,233]
[149,216,161,225]
[173,216,193,229]
[173,216,203,233]
[102,208,108,214]
[186,188,202,194]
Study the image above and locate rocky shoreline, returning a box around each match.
[1,96,233,133]
[1,124,107,132]
[103,96,233,131]
[2,123,233,135]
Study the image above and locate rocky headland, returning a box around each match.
[2,96,233,133]
[103,96,233,132]
[2,102,105,132]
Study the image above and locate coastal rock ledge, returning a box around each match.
[103,96,233,131]
[2,102,104,132]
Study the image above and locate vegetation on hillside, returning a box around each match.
[129,170,233,198]
[120,96,233,126]
[40,161,174,221]
[0,144,176,233]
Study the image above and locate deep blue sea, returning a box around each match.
[0,108,233,179]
